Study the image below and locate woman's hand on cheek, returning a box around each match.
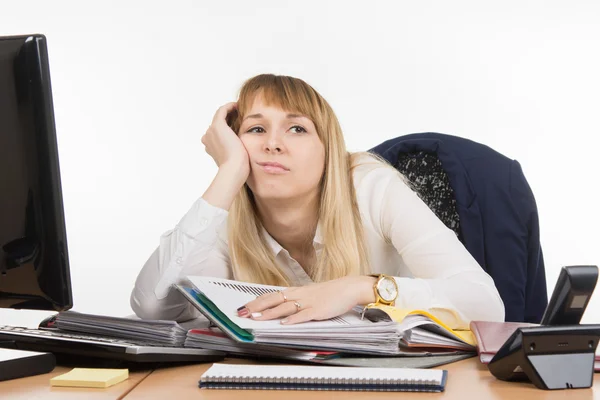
[237,276,378,325]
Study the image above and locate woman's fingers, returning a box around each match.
[250,301,300,321]
[236,278,366,324]
[281,309,314,325]
[212,102,237,125]
[203,102,250,174]
[241,290,290,315]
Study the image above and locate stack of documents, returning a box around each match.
[249,321,400,354]
[176,277,400,354]
[362,305,476,351]
[185,328,338,361]
[50,277,475,358]
[175,276,475,355]
[54,312,209,346]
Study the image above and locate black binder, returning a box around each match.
[0,347,56,381]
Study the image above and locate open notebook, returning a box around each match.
[360,304,476,350]
[175,276,475,355]
[199,363,448,392]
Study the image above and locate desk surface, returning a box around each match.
[125,357,599,399]
[0,366,151,400]
[2,358,599,399]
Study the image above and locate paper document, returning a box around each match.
[177,276,399,354]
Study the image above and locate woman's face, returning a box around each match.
[238,96,326,202]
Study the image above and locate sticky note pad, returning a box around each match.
[50,368,129,388]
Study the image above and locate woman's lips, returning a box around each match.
[259,165,289,174]
[257,162,290,174]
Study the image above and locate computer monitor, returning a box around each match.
[0,34,72,312]
[0,33,73,381]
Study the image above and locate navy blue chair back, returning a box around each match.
[370,133,547,323]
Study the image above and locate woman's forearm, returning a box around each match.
[202,163,248,211]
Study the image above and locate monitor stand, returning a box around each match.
[0,347,56,381]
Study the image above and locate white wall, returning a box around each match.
[1,0,599,327]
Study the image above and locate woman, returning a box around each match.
[131,74,504,329]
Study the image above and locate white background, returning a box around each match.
[1,0,599,327]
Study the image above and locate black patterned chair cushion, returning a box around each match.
[395,151,462,240]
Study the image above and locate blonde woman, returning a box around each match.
[131,74,504,329]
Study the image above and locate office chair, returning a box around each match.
[370,132,548,323]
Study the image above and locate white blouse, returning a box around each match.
[130,156,505,329]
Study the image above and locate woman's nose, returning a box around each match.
[264,133,283,153]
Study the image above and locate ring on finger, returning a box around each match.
[293,301,302,312]
[278,290,287,302]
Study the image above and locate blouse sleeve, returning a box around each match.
[130,197,232,322]
[355,160,505,329]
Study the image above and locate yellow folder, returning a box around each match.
[364,304,476,347]
[50,368,129,388]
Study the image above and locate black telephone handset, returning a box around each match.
[540,265,598,325]
[488,265,600,390]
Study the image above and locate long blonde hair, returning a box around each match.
[228,74,370,286]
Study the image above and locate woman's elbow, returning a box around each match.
[130,286,199,322]
[469,284,505,323]
[130,288,163,320]
[486,295,505,322]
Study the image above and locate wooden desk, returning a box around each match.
[0,366,152,400]
[125,358,599,399]
[2,358,598,399]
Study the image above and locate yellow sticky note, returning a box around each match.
[50,368,129,388]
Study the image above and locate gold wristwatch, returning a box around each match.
[369,274,399,306]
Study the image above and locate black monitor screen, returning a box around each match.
[0,34,72,311]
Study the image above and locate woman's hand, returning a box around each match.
[200,102,251,211]
[202,102,250,179]
[237,276,378,324]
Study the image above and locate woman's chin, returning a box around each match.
[252,189,293,201]
[248,179,315,202]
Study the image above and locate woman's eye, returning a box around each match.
[246,126,306,134]
[290,125,307,134]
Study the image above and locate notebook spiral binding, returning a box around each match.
[200,374,443,391]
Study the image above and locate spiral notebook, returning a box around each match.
[199,363,448,392]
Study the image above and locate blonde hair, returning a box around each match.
[227,74,371,286]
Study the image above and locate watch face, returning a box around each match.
[378,278,398,302]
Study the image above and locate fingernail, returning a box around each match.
[236,306,246,311]
[251,312,262,318]
[238,308,249,317]
[281,319,288,324]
